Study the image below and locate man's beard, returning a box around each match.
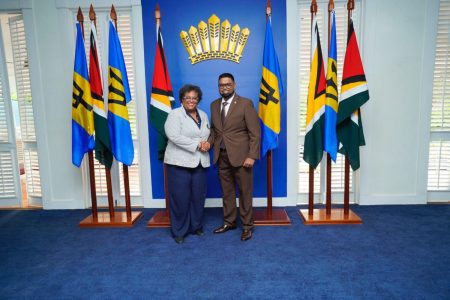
[220,91,234,100]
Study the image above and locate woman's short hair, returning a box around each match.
[179,84,203,103]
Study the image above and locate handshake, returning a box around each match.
[198,141,211,152]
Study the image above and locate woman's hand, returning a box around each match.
[198,141,210,152]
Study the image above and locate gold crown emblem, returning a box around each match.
[180,14,250,64]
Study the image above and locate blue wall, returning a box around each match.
[141,0,287,199]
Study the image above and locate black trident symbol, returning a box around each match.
[259,77,279,105]
[72,80,93,111]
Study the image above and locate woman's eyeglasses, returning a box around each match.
[183,97,199,102]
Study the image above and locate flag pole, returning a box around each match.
[110,5,132,221]
[325,0,334,216]
[147,3,171,228]
[77,7,98,222]
[266,0,273,217]
[253,0,290,226]
[155,4,171,216]
[90,5,115,220]
[308,0,318,217]
[344,0,355,216]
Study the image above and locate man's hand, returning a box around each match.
[198,141,210,152]
[243,158,255,168]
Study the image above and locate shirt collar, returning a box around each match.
[221,93,235,104]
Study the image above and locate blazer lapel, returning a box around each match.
[223,95,239,127]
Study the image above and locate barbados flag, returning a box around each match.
[303,15,326,169]
[324,10,338,162]
[107,20,134,166]
[72,22,94,168]
[337,19,370,171]
[258,16,283,158]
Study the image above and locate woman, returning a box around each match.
[164,84,211,244]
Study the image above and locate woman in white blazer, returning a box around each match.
[164,84,211,244]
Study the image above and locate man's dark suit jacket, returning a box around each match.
[209,94,261,167]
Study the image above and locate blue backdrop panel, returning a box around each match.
[141,0,287,199]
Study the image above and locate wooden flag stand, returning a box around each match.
[299,0,361,225]
[147,5,170,228]
[147,164,171,228]
[254,150,291,226]
[254,1,291,226]
[78,5,142,227]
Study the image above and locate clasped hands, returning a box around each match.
[198,141,210,152]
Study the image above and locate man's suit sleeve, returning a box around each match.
[207,102,215,146]
[245,100,261,160]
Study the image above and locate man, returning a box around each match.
[207,73,261,241]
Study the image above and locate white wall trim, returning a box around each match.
[131,4,153,208]
[286,0,300,207]
[360,194,427,205]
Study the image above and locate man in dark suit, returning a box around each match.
[207,73,261,241]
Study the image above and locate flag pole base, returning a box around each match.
[298,208,362,225]
[147,210,171,228]
[79,211,143,228]
[254,208,291,226]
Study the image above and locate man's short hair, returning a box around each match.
[218,73,235,82]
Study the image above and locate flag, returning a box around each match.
[303,16,326,169]
[324,11,338,162]
[72,22,95,167]
[337,19,370,171]
[107,20,134,166]
[258,16,283,158]
[150,21,174,160]
[90,21,113,169]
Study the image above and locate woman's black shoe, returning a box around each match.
[174,236,184,244]
[194,229,204,236]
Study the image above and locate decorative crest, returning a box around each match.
[180,14,250,64]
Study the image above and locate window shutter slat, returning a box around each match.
[428,1,450,192]
[0,151,16,198]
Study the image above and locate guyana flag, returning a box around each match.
[89,21,113,169]
[303,15,326,169]
[337,19,370,171]
[150,22,174,160]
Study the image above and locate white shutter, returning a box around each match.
[0,45,15,198]
[298,145,321,193]
[0,63,15,198]
[23,148,41,197]
[0,151,16,198]
[93,155,108,196]
[0,73,8,142]
[428,0,450,192]
[9,15,41,198]
[10,16,35,142]
[119,147,141,196]
[430,0,450,131]
[428,141,450,190]
[331,153,353,191]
